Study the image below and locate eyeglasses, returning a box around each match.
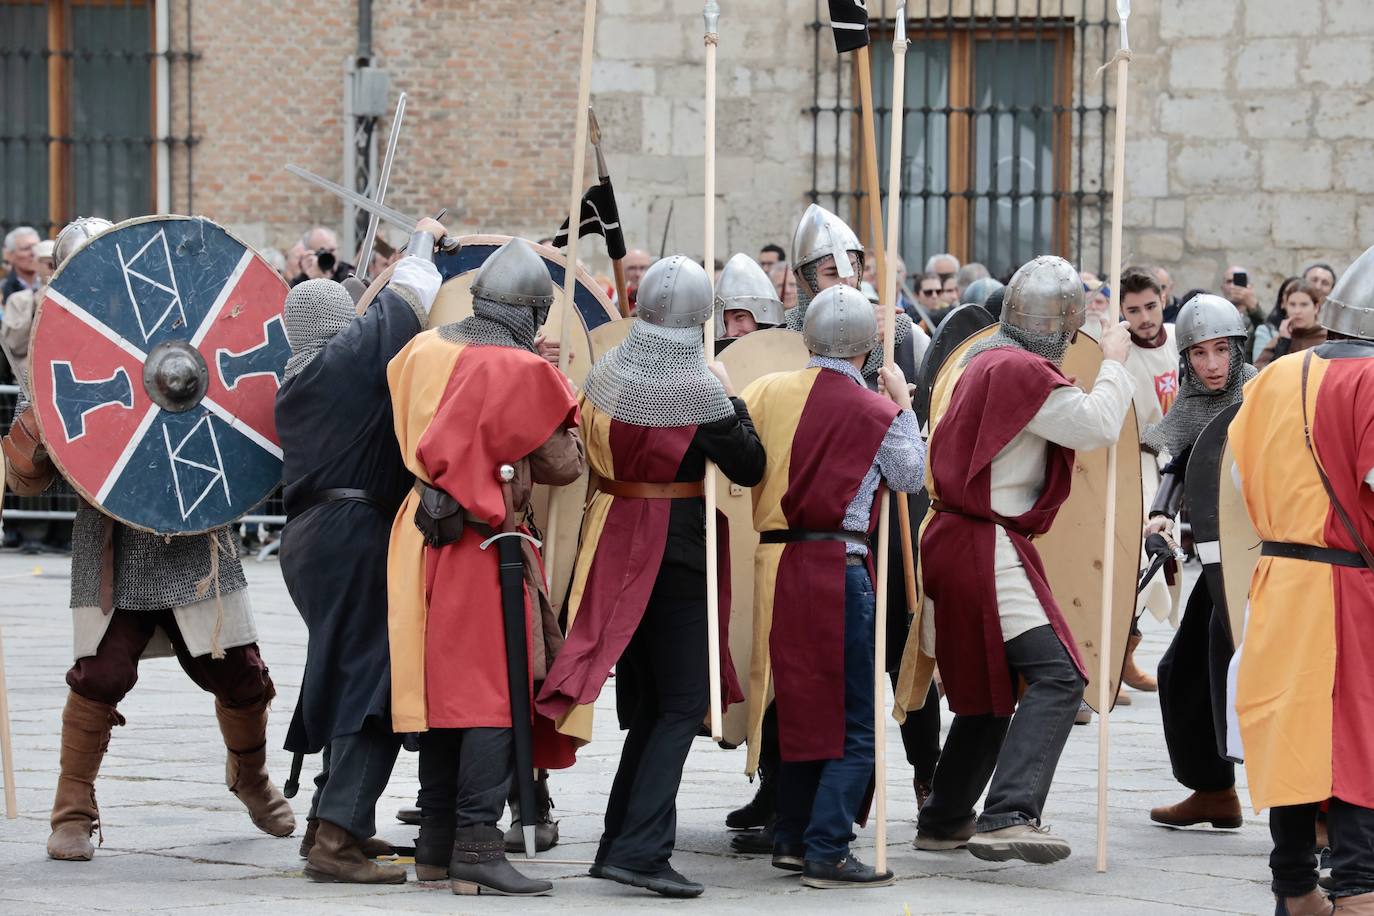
[919,287,941,296]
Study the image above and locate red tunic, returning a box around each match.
[923,346,1089,717]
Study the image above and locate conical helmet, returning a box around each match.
[791,203,862,279]
[470,238,555,310]
[1001,255,1085,337]
[714,252,783,337]
[636,255,714,328]
[803,285,877,358]
[1176,293,1247,349]
[53,216,114,269]
[1321,245,1374,340]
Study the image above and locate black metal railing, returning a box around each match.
[808,0,1117,281]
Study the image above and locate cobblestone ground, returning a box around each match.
[0,552,1275,914]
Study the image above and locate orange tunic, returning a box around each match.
[1230,343,1374,811]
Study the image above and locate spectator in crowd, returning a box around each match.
[758,243,786,272]
[292,227,354,286]
[910,269,943,328]
[954,262,989,300]
[1081,279,1114,339]
[1220,265,1267,360]
[925,252,959,279]
[622,248,652,312]
[1153,265,1180,322]
[939,272,959,307]
[1255,279,1327,369]
[1253,276,1300,361]
[1,239,55,387]
[770,262,797,312]
[1301,261,1337,307]
[283,242,306,282]
[2,226,41,303]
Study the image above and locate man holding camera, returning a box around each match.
[1221,265,1266,360]
[292,226,355,287]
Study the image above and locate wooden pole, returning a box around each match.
[541,0,598,598]
[873,6,909,876]
[702,0,724,743]
[856,45,920,620]
[0,622,15,818]
[1096,2,1132,873]
[612,259,630,318]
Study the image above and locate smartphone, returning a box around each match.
[1233,270,1248,288]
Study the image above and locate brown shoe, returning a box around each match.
[914,778,933,810]
[300,817,394,858]
[1122,633,1158,692]
[1276,889,1334,915]
[1149,787,1243,829]
[304,820,406,884]
[1335,893,1374,914]
[215,698,296,837]
[47,691,122,861]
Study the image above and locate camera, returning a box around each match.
[1232,270,1248,288]
[314,248,336,273]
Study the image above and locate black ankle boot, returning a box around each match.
[415,811,455,881]
[726,763,775,830]
[449,825,552,897]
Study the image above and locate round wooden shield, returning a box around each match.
[29,215,289,534]
[588,317,633,356]
[713,328,811,747]
[357,236,618,604]
[916,304,995,425]
[926,331,1142,712]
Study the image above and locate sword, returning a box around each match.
[356,91,407,283]
[285,164,460,254]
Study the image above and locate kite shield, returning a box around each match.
[29,215,289,534]
[914,303,995,425]
[1186,403,1257,648]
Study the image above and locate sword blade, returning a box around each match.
[357,92,407,281]
[285,164,422,236]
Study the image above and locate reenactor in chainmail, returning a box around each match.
[902,255,1134,865]
[537,255,766,899]
[0,218,294,862]
[1140,295,1257,834]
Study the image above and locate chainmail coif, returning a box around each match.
[961,320,1074,368]
[439,293,542,353]
[283,278,355,381]
[583,321,735,428]
[785,255,911,375]
[1142,338,1256,456]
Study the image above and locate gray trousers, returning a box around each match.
[307,720,402,838]
[918,625,1085,835]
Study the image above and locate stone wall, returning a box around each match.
[1121,0,1373,297]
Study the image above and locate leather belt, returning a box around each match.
[759,529,868,547]
[287,487,386,521]
[596,478,705,499]
[931,499,1034,540]
[1262,541,1368,569]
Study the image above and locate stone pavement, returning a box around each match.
[0,551,1276,914]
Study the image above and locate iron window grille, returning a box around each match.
[808,0,1119,281]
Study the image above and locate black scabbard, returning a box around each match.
[496,534,538,858]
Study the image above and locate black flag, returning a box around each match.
[828,0,869,53]
[553,177,626,260]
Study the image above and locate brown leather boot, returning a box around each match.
[1276,889,1334,915]
[47,691,122,861]
[214,698,296,837]
[299,817,393,859]
[1122,633,1158,692]
[304,820,406,884]
[1149,787,1243,828]
[1336,893,1374,914]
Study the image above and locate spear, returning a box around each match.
[588,109,631,317]
[873,1,909,877]
[1096,0,1133,875]
[702,0,724,743]
[541,0,598,607]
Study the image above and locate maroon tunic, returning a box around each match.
[763,368,899,762]
[922,346,1089,717]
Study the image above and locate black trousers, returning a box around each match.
[598,563,709,873]
[918,625,1084,835]
[307,719,401,838]
[1157,580,1234,792]
[417,727,512,828]
[1271,798,1374,898]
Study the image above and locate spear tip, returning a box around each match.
[704,0,720,35]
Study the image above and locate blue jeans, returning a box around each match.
[775,564,877,862]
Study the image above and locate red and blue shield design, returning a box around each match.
[29,215,289,534]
